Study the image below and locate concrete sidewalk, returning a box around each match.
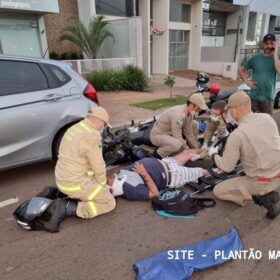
[98,75,196,128]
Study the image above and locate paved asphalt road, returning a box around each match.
[1,113,280,280]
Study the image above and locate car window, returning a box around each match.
[0,60,48,96]
[45,64,71,87]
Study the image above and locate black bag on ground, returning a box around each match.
[151,189,216,216]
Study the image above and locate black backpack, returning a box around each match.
[152,189,216,216]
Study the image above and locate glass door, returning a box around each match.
[0,18,42,57]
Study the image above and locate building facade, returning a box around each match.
[0,0,59,57]
[44,0,80,56]
[77,0,245,78]
[1,0,280,79]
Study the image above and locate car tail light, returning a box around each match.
[83,84,99,105]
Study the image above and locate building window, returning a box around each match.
[202,11,226,36]
[169,30,189,71]
[246,12,257,42]
[246,12,263,46]
[96,0,134,17]
[169,0,191,23]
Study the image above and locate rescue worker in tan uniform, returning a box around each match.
[191,100,236,161]
[203,100,235,148]
[45,106,116,232]
[209,91,280,219]
[150,93,208,158]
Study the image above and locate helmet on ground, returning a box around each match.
[13,197,52,231]
[197,72,209,84]
[209,83,220,95]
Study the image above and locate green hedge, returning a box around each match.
[49,51,83,60]
[85,65,149,92]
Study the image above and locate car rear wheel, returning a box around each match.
[274,91,280,109]
[52,127,68,160]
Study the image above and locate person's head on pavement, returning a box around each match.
[107,173,127,197]
[210,100,228,122]
[228,91,251,122]
[87,106,111,132]
[187,93,208,117]
[262,33,276,55]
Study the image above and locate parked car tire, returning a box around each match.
[52,125,73,160]
[274,91,280,109]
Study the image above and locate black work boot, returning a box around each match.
[266,200,280,219]
[253,191,280,219]
[44,198,77,233]
[36,186,67,200]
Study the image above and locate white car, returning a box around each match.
[274,73,280,109]
[0,55,98,171]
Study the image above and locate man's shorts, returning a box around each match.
[162,157,204,188]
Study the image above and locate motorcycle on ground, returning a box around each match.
[102,126,147,166]
[193,72,236,109]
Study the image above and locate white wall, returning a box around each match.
[38,16,48,57]
[129,17,143,69]
[189,0,202,70]
[201,7,241,64]
[152,0,169,74]
[190,61,238,79]
[188,1,238,80]
[261,13,270,38]
[222,62,238,79]
[202,36,224,47]
[168,22,191,30]
[97,19,129,58]
[97,17,143,69]
[139,0,150,76]
[77,0,95,27]
[201,46,235,62]
[224,8,243,48]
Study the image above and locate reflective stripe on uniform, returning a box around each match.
[63,124,81,142]
[87,201,98,217]
[64,134,72,142]
[72,125,83,133]
[63,129,76,142]
[63,120,95,142]
[57,183,81,193]
[79,121,94,133]
[257,172,280,182]
[87,184,104,200]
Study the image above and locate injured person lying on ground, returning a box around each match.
[107,149,210,201]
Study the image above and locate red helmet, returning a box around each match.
[209,83,220,95]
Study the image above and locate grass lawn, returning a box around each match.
[132,96,187,110]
